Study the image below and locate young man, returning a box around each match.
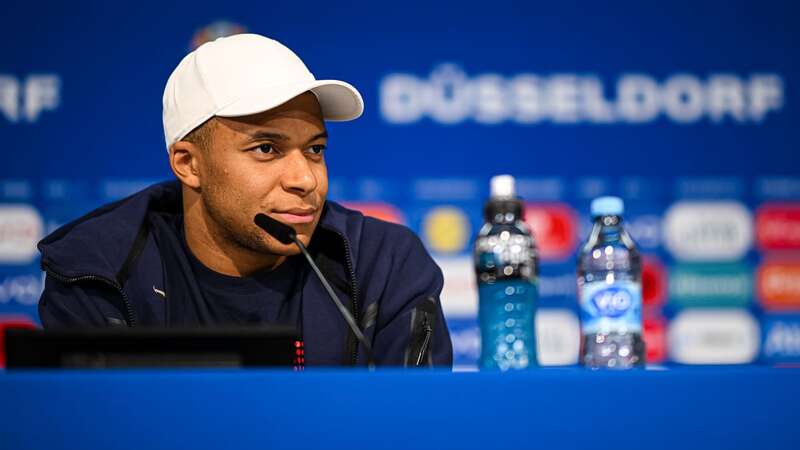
[37,34,452,367]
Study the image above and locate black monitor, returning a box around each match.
[4,327,302,369]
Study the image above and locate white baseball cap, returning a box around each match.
[162,33,363,150]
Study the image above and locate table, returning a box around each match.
[1,367,798,450]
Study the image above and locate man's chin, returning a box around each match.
[263,234,312,256]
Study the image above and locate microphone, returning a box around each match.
[254,213,375,369]
[254,213,296,245]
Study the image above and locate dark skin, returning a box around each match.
[169,92,328,277]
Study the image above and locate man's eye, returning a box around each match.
[309,144,326,155]
[254,144,276,154]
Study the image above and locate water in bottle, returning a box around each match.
[475,175,539,370]
[577,196,645,369]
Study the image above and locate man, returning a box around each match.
[37,34,452,367]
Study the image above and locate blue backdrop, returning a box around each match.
[1,0,799,369]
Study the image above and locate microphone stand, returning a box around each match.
[254,213,375,370]
[291,235,376,370]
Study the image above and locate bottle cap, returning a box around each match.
[490,175,515,198]
[590,196,624,217]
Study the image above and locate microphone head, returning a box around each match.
[254,213,296,245]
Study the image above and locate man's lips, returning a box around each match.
[272,208,317,224]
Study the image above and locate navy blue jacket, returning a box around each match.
[37,181,452,367]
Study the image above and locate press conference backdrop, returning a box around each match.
[1,1,798,369]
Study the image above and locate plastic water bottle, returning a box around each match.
[577,196,645,369]
[475,175,539,370]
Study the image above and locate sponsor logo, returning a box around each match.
[191,21,247,49]
[101,180,161,201]
[757,261,800,310]
[380,65,784,125]
[576,177,610,200]
[663,201,753,262]
[627,215,662,249]
[516,178,564,201]
[669,263,752,307]
[436,256,478,316]
[756,203,800,250]
[338,201,405,225]
[355,178,393,200]
[580,280,642,334]
[762,315,800,362]
[621,177,662,200]
[0,74,61,123]
[524,203,577,260]
[668,309,759,364]
[643,317,667,364]
[757,177,800,200]
[590,286,633,317]
[413,178,478,201]
[446,316,480,370]
[676,177,743,198]
[641,257,666,308]
[423,206,472,254]
[0,273,43,306]
[538,272,577,299]
[0,205,43,264]
[1,180,32,201]
[42,180,90,202]
[535,309,580,366]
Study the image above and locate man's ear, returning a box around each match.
[169,141,203,190]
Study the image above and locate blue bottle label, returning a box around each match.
[478,280,538,370]
[579,280,642,334]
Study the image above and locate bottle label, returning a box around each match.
[579,280,642,334]
[478,280,538,370]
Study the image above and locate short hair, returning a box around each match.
[181,117,215,151]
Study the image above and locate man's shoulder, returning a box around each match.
[324,201,425,255]
[38,180,180,279]
[322,201,438,287]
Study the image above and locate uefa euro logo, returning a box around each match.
[191,21,248,50]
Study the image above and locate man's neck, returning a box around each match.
[182,199,285,278]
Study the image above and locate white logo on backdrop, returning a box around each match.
[381,64,783,125]
[763,321,800,358]
[538,273,577,298]
[663,201,753,262]
[0,274,42,305]
[448,319,481,370]
[0,75,61,123]
[670,270,750,299]
[627,215,662,249]
[535,309,580,366]
[0,205,44,263]
[668,309,760,364]
[436,256,478,316]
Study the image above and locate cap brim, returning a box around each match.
[215,79,363,121]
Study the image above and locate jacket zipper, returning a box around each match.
[415,315,433,367]
[329,230,360,365]
[42,264,137,327]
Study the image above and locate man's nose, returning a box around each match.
[279,150,318,195]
